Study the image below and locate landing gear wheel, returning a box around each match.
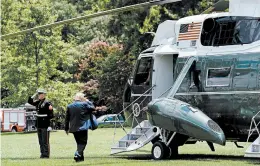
[151,141,169,160]
[168,145,179,159]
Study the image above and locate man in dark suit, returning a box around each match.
[65,93,96,162]
[28,89,53,158]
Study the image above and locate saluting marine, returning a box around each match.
[28,89,54,158]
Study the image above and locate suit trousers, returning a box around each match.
[73,130,88,156]
[37,128,50,157]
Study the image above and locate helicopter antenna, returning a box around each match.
[145,32,156,36]
[202,0,229,14]
[1,0,181,40]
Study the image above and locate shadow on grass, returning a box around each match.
[114,154,260,165]
[78,161,133,166]
[1,132,33,136]
[1,131,57,136]
[2,154,259,165]
[2,156,133,166]
[1,156,112,160]
[2,157,132,166]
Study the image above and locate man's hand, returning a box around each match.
[101,106,107,111]
[96,106,107,111]
[65,130,69,135]
[49,105,53,110]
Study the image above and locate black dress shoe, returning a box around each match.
[74,155,84,162]
[80,156,84,162]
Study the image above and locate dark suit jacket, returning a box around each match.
[65,100,95,133]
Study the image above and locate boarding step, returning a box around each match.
[111,120,160,155]
[135,127,151,135]
[126,134,142,140]
[251,144,260,152]
[119,140,136,148]
[111,147,127,150]
[248,143,260,152]
[245,136,260,158]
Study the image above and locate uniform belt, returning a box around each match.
[37,114,48,117]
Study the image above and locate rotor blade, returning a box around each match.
[1,0,181,40]
[202,0,229,14]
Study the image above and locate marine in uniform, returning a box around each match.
[28,89,53,158]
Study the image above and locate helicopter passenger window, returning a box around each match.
[201,16,260,46]
[134,57,153,85]
[206,67,231,87]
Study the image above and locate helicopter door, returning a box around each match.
[133,57,153,87]
[131,56,153,109]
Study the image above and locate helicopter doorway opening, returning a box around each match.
[126,56,154,126]
[123,53,179,127]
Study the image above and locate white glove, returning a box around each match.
[47,127,52,131]
[31,93,38,100]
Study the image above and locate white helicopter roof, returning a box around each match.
[229,0,260,17]
[140,0,260,58]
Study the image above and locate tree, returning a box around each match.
[1,0,81,110]
[97,48,134,112]
[77,41,134,112]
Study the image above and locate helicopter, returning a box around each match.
[117,0,260,160]
[2,0,260,160]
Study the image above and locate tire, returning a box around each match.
[11,127,17,132]
[151,141,169,160]
[168,145,179,159]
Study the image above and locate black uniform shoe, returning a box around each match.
[40,155,49,159]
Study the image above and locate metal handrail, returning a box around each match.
[246,110,260,143]
[112,85,155,144]
[117,85,156,116]
[114,84,174,131]
[158,86,172,98]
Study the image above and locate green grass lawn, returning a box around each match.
[1,129,259,166]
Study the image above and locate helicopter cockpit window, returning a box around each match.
[134,57,153,85]
[201,16,260,46]
[206,67,231,87]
